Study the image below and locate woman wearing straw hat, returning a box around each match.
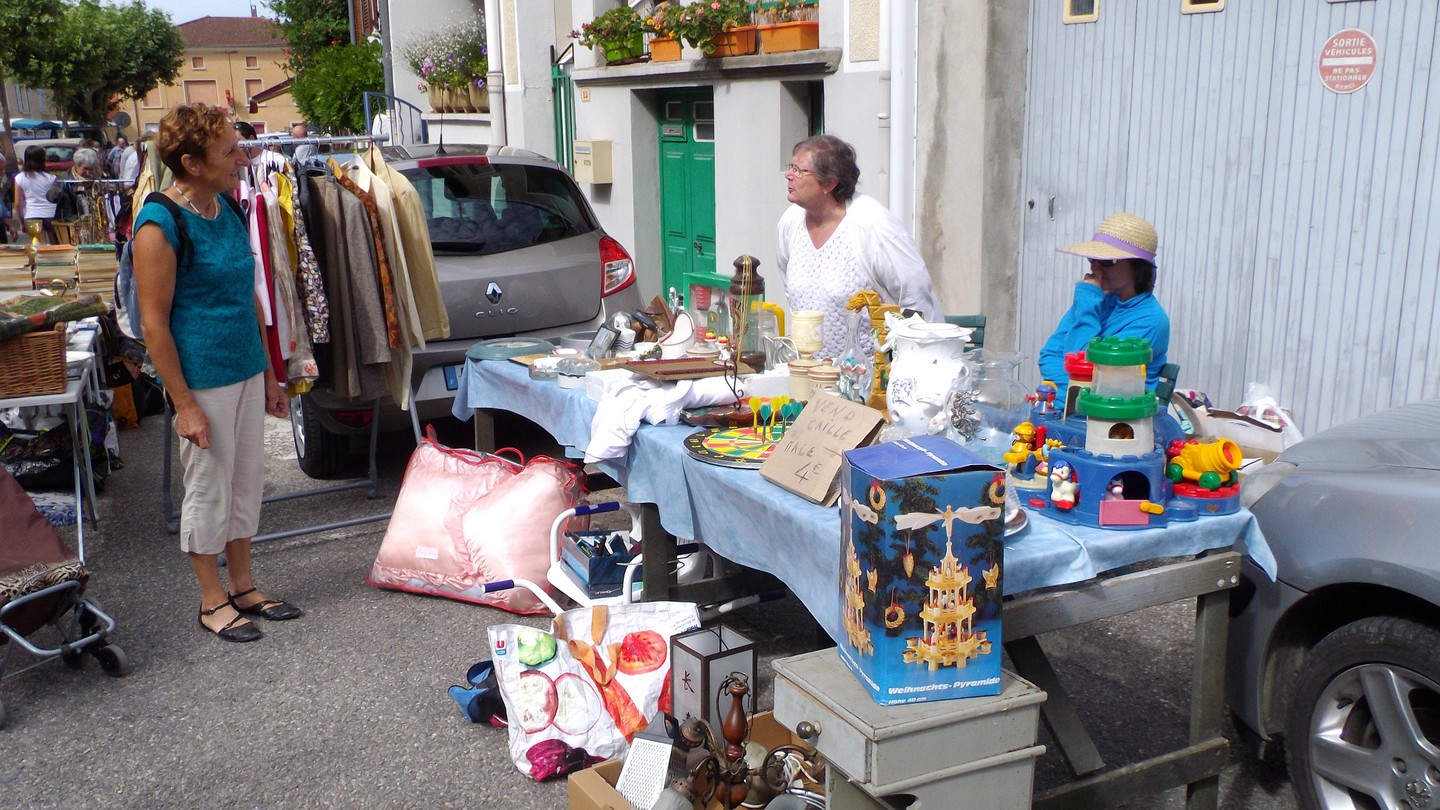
[1037,212,1170,389]
[776,134,942,359]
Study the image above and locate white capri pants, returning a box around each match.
[177,373,266,555]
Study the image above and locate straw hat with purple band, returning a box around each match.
[1057,212,1159,266]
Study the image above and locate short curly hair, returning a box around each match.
[793,135,860,203]
[157,103,232,179]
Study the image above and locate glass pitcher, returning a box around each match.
[955,350,1031,464]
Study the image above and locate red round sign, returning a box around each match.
[1318,29,1377,94]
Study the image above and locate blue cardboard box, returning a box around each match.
[838,435,1006,706]
[559,530,634,599]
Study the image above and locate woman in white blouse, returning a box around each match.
[775,135,941,359]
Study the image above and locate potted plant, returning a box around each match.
[757,0,819,54]
[669,0,758,56]
[403,13,489,112]
[573,5,647,65]
[644,3,683,62]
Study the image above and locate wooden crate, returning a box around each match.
[0,326,66,398]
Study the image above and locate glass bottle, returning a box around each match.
[837,309,874,405]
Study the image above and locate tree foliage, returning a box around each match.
[267,0,350,71]
[1,1,182,132]
[0,0,65,164]
[270,0,381,133]
[289,41,383,134]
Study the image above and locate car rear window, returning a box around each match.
[402,161,597,255]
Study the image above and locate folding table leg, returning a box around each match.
[1005,635,1106,777]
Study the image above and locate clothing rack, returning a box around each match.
[235,134,389,149]
[162,392,422,545]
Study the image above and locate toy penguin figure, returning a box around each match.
[1050,462,1078,510]
[1104,477,1125,501]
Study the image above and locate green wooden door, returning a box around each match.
[658,89,717,300]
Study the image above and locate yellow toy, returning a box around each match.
[1165,437,1243,491]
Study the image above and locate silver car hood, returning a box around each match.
[1278,398,1440,471]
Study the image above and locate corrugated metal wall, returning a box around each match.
[1017,1,1439,435]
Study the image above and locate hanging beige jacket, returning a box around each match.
[363,145,449,341]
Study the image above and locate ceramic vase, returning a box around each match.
[885,321,972,438]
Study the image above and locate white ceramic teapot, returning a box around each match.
[883,314,972,438]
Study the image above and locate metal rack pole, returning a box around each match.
[162,390,423,545]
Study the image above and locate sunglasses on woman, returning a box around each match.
[1089,258,1120,268]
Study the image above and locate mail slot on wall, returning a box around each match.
[572,139,613,184]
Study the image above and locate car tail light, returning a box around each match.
[331,409,374,429]
[599,235,635,297]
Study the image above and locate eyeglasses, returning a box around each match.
[782,164,814,177]
[1089,258,1120,268]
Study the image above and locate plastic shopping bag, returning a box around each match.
[489,601,700,780]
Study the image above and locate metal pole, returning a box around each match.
[379,0,395,99]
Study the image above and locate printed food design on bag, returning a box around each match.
[516,669,560,733]
[552,673,603,735]
[516,627,558,666]
[616,630,667,675]
[513,669,604,735]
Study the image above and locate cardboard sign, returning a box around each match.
[760,392,886,505]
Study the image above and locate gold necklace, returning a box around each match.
[174,183,217,219]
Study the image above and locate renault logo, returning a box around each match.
[485,283,503,304]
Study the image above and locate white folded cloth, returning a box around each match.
[584,375,743,462]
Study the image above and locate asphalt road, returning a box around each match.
[2,410,1299,808]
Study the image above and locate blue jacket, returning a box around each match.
[1037,282,1170,389]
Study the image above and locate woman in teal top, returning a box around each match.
[133,103,301,643]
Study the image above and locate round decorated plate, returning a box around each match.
[465,336,555,361]
[684,426,781,468]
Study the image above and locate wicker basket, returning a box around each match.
[0,326,67,398]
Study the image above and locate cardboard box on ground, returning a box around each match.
[566,712,816,810]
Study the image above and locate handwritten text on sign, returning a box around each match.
[760,393,885,505]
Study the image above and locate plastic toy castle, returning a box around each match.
[1011,337,1241,529]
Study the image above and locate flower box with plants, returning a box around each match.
[665,0,759,57]
[403,13,490,112]
[757,0,819,54]
[643,3,683,62]
[573,5,647,64]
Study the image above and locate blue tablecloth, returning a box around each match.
[454,359,1276,641]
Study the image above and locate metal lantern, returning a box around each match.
[728,254,766,371]
[670,624,757,726]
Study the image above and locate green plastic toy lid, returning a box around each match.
[1085,336,1151,367]
[466,337,555,361]
[1077,391,1158,420]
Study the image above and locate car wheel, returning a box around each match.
[290,393,348,479]
[1286,616,1440,810]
